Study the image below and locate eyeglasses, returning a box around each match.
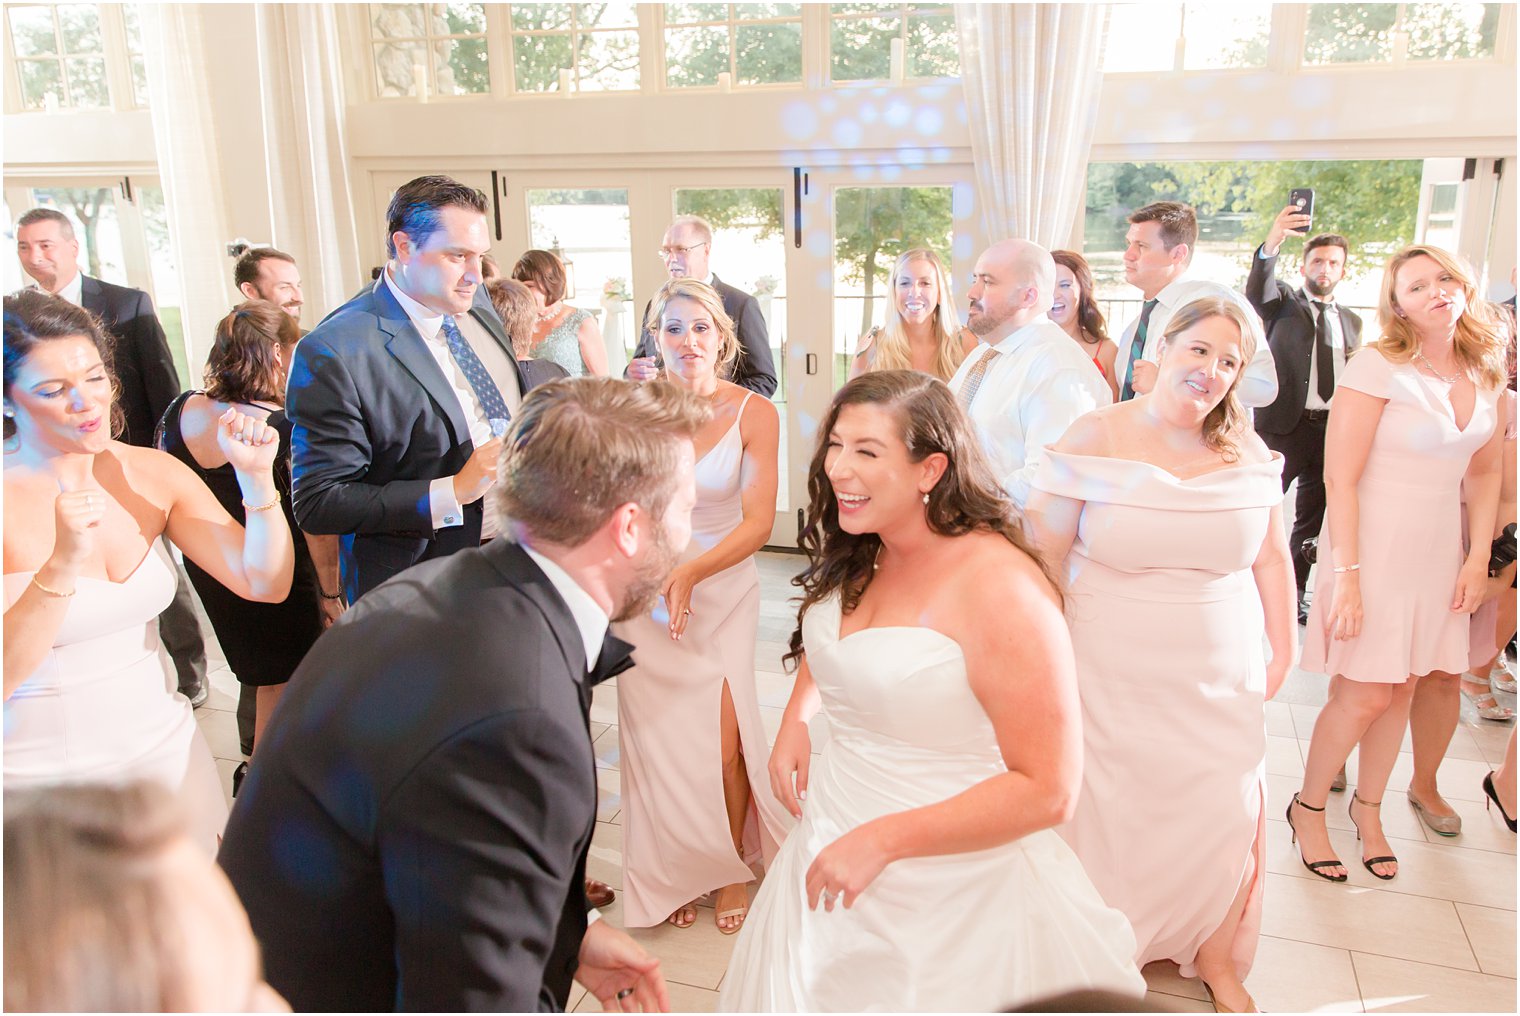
[656,242,709,261]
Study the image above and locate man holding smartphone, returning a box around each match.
[1247,200,1364,625]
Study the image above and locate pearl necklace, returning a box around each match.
[1415,350,1461,384]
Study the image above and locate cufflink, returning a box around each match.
[445,515,459,525]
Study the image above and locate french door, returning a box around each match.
[364,163,979,548]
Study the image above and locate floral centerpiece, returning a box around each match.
[603,276,631,302]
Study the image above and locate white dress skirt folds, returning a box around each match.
[718,593,1145,1012]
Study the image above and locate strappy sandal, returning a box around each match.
[1461,677,1515,722]
[1286,794,1347,882]
[714,884,748,936]
[666,901,698,929]
[1348,793,1398,879]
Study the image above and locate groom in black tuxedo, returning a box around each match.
[219,377,705,1012]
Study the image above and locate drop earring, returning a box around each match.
[921,492,930,504]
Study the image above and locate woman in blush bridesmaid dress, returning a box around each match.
[614,279,792,933]
[3,292,295,852]
[1294,246,1506,881]
[720,370,1143,1013]
[1027,297,1296,1014]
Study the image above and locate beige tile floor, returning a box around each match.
[199,550,1518,1013]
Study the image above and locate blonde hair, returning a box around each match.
[861,249,967,381]
[494,376,710,546]
[1377,245,1508,390]
[1155,296,1260,462]
[5,783,213,1011]
[643,278,741,381]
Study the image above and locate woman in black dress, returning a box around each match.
[157,301,340,784]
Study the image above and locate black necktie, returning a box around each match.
[1313,301,1336,402]
[1120,299,1159,402]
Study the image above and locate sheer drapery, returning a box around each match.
[955,4,1110,249]
[140,4,234,368]
[253,4,362,318]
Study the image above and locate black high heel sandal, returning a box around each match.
[1482,772,1517,832]
[1348,793,1398,879]
[1286,793,1347,882]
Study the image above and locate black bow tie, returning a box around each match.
[588,633,635,687]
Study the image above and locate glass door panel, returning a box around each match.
[830,185,956,389]
[525,188,634,374]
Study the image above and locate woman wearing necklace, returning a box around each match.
[1050,250,1120,401]
[1292,246,1506,883]
[614,278,792,934]
[848,248,975,382]
[510,249,609,377]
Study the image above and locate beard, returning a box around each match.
[966,302,1011,337]
[612,517,682,623]
[1303,276,1337,299]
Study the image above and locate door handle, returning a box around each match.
[490,171,503,241]
[806,353,817,375]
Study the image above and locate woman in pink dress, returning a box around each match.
[615,279,792,932]
[1293,246,1507,880]
[1027,296,1296,1013]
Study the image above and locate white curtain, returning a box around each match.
[140,4,234,369]
[955,3,1111,249]
[254,4,363,318]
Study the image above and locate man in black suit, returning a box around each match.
[220,377,696,1012]
[286,175,529,602]
[1247,206,1364,624]
[626,214,777,396]
[15,207,208,705]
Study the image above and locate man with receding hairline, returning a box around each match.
[949,239,1111,506]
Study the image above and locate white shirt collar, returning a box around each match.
[1152,272,1194,307]
[383,266,448,341]
[987,315,1054,354]
[32,271,83,306]
[520,543,611,669]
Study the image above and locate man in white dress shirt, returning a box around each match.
[947,239,1111,506]
[1114,201,1277,408]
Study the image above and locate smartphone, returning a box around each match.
[1289,188,1315,230]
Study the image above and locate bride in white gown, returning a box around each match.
[719,370,1144,1012]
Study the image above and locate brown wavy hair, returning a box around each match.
[204,300,300,406]
[3,290,121,441]
[1051,249,1110,344]
[1376,245,1508,391]
[785,369,1059,669]
[1153,296,1259,462]
[486,278,538,359]
[512,248,568,306]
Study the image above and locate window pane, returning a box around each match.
[55,3,102,54]
[576,3,638,29]
[735,22,801,84]
[736,3,801,17]
[435,1,486,35]
[8,6,58,57]
[666,3,727,23]
[1103,2,1182,72]
[576,29,640,90]
[372,3,427,38]
[833,3,897,14]
[831,15,897,81]
[1406,2,1500,60]
[374,41,427,97]
[434,37,490,94]
[1304,3,1396,64]
[512,3,571,31]
[906,13,958,77]
[524,187,633,370]
[17,58,63,110]
[832,186,954,389]
[514,32,574,91]
[138,186,189,384]
[129,55,148,106]
[1182,2,1269,69]
[665,25,727,87]
[64,56,108,106]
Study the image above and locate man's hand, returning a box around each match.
[451,437,503,506]
[627,356,660,383]
[1128,359,1158,396]
[1264,204,1313,258]
[575,920,670,1012]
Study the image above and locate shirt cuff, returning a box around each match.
[587,908,602,927]
[429,476,464,529]
[1258,245,1276,260]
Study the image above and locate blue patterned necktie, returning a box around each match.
[1120,298,1160,402]
[440,315,510,426]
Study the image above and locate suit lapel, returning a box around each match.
[482,540,590,691]
[79,275,103,315]
[371,283,472,446]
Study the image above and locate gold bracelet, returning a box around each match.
[30,575,75,598]
[242,493,282,513]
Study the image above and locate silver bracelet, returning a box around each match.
[1333,564,1360,574]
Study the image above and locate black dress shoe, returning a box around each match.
[584,878,616,908]
[1297,593,1310,627]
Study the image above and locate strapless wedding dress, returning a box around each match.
[718,594,1144,1012]
[4,541,227,850]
